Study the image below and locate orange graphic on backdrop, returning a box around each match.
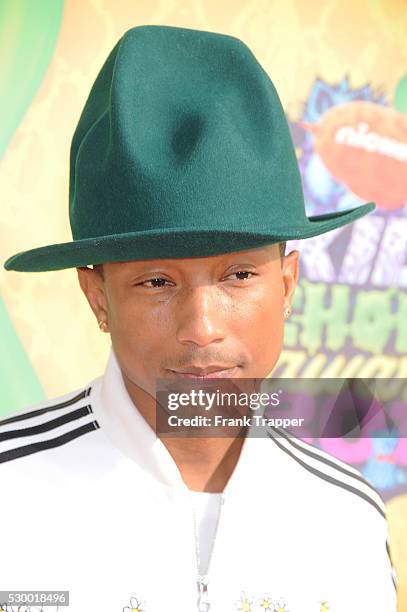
[302,101,407,211]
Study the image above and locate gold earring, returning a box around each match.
[283,307,291,319]
[98,320,108,332]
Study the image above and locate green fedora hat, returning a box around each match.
[4,24,375,273]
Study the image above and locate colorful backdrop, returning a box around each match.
[0,0,406,609]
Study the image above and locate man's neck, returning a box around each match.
[122,372,245,493]
[163,435,245,492]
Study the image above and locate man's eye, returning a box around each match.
[225,271,256,281]
[137,271,256,288]
[139,278,172,288]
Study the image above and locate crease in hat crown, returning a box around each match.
[4,24,375,272]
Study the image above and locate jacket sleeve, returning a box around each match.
[382,520,399,612]
[350,509,399,612]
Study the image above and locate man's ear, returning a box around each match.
[281,249,300,310]
[76,266,109,326]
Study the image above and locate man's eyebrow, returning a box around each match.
[105,246,281,275]
[126,257,261,271]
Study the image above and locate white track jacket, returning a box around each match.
[0,347,398,612]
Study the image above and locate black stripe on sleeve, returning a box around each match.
[271,425,382,499]
[0,387,91,427]
[267,430,386,519]
[270,428,395,594]
[386,539,398,592]
[386,538,392,564]
[0,406,93,442]
[0,421,100,464]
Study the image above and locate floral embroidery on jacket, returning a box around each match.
[235,592,290,611]
[122,592,330,611]
[123,596,147,612]
[234,592,330,611]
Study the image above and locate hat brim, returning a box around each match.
[3,202,375,272]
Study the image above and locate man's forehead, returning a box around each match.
[103,244,279,273]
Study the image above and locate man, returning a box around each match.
[1,25,397,612]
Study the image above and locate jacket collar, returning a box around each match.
[93,345,274,496]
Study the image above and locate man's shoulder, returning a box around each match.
[0,379,102,468]
[266,425,387,521]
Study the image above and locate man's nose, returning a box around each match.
[175,285,227,347]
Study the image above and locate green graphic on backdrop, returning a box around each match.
[0,296,44,414]
[0,0,65,415]
[394,73,407,114]
[0,0,65,158]
[284,280,407,356]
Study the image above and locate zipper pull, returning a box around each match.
[197,574,210,611]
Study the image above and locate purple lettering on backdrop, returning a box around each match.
[287,229,343,283]
[338,216,385,284]
[289,217,407,287]
[371,217,407,287]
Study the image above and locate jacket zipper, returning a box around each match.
[191,492,226,611]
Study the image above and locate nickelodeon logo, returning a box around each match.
[335,121,407,162]
[301,101,407,211]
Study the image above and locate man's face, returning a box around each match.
[77,243,299,397]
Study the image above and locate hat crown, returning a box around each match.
[69,24,305,240]
[4,24,375,273]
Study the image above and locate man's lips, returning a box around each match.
[167,366,239,379]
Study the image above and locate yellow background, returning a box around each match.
[1,1,406,608]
